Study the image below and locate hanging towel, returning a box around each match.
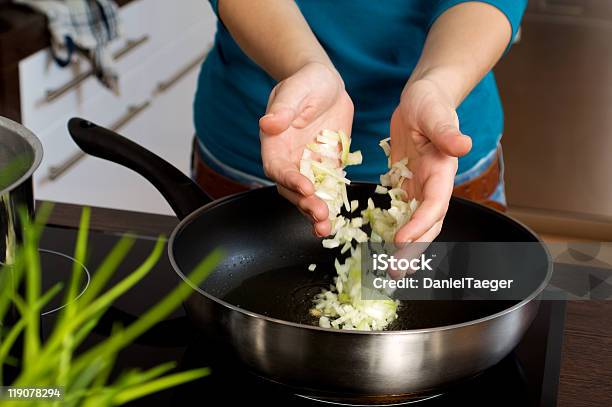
[15,0,122,93]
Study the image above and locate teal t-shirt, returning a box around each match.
[194,0,526,182]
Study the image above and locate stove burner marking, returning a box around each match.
[39,249,91,316]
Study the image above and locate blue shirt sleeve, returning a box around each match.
[430,0,527,50]
[208,0,219,16]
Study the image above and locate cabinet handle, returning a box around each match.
[154,48,210,95]
[44,35,150,104]
[108,100,151,131]
[112,35,150,60]
[44,100,151,182]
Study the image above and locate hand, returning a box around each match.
[391,78,472,243]
[260,62,354,237]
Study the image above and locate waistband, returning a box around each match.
[196,138,502,188]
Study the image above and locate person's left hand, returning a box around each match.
[390,78,472,243]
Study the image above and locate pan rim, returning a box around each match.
[168,185,553,335]
[0,116,44,196]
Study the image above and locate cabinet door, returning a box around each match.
[31,3,216,214]
[34,58,201,215]
[495,6,612,221]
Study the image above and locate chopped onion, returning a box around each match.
[308,263,317,271]
[375,185,388,194]
[339,130,350,164]
[346,151,363,166]
[319,316,331,328]
[300,132,355,222]
[300,130,420,331]
[350,217,363,228]
[311,247,399,331]
[362,137,419,243]
[322,239,340,249]
[379,138,391,157]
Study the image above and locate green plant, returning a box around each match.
[0,203,222,406]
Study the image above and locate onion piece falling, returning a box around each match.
[300,130,419,331]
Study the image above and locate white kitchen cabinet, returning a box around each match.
[19,0,217,215]
[35,66,200,215]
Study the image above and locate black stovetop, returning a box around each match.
[39,225,565,406]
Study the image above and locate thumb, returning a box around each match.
[419,104,472,157]
[259,79,309,136]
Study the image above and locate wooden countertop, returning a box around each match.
[42,201,612,406]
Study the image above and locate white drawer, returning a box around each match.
[145,20,213,95]
[32,15,213,192]
[33,63,155,186]
[110,0,213,73]
[108,0,155,72]
[33,98,151,187]
[34,52,202,215]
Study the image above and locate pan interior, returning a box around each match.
[172,185,548,330]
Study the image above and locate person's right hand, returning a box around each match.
[260,62,354,237]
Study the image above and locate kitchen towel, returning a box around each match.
[15,0,121,93]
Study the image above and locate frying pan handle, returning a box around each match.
[68,118,212,219]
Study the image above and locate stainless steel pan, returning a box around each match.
[68,118,552,404]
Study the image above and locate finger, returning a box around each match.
[303,211,332,237]
[388,242,430,279]
[259,106,298,135]
[277,184,315,222]
[430,124,472,158]
[297,194,329,223]
[260,78,326,135]
[280,169,315,197]
[259,80,306,135]
[389,221,442,279]
[394,173,452,244]
[265,158,315,196]
[278,184,328,222]
[417,103,472,157]
[277,184,301,206]
[413,220,444,243]
[278,185,331,236]
[395,199,445,244]
[291,99,328,129]
[313,219,332,237]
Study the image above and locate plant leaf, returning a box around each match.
[22,215,42,366]
[77,235,135,307]
[69,248,222,378]
[113,368,210,405]
[28,237,167,382]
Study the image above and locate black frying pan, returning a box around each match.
[68,118,551,403]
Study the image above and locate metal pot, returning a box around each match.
[0,116,43,264]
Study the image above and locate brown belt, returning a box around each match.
[192,142,506,211]
[191,143,252,200]
[453,151,506,212]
